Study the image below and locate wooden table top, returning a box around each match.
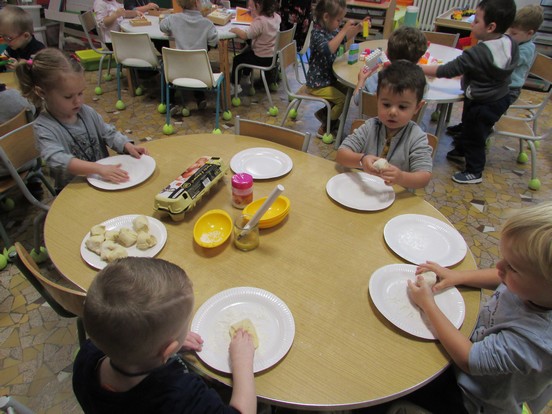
[44,134,480,410]
[0,71,17,90]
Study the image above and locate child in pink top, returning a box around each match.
[93,0,142,45]
[229,0,281,93]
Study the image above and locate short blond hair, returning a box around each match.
[84,258,194,365]
[502,201,552,282]
[177,0,198,10]
[511,5,544,32]
[0,5,34,35]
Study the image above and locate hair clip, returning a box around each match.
[69,53,81,63]
[27,59,33,66]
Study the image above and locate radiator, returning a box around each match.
[413,0,479,31]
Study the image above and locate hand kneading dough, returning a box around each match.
[136,231,157,250]
[133,215,149,233]
[229,319,259,349]
[419,271,438,286]
[373,158,390,171]
[118,227,138,247]
[85,235,105,255]
[90,224,106,236]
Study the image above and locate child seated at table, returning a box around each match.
[160,0,218,110]
[94,0,142,46]
[336,60,432,189]
[404,201,552,413]
[73,257,257,414]
[15,48,148,189]
[352,26,427,105]
[0,5,45,72]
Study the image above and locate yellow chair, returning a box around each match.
[235,115,311,152]
[488,53,552,190]
[12,242,87,347]
[78,10,113,95]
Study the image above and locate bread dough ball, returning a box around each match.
[118,227,138,247]
[104,229,119,241]
[420,271,438,286]
[85,235,105,255]
[133,215,149,233]
[373,158,390,171]
[136,231,157,250]
[229,319,259,349]
[90,224,106,236]
[100,241,127,262]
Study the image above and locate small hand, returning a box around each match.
[358,64,379,83]
[182,331,204,352]
[407,276,435,311]
[99,163,130,183]
[359,154,379,172]
[229,329,255,368]
[378,164,402,186]
[124,142,149,158]
[6,58,17,71]
[416,261,459,292]
[148,2,159,10]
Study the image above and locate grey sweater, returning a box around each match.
[159,10,218,51]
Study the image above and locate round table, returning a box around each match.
[44,134,480,410]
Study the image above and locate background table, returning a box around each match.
[0,72,17,90]
[333,40,464,144]
[44,134,480,410]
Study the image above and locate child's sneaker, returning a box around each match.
[169,105,182,117]
[452,171,482,184]
[446,148,465,162]
[197,99,207,110]
[446,123,463,136]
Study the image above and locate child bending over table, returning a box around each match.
[73,257,257,414]
[403,201,552,413]
[336,60,432,189]
[15,48,148,189]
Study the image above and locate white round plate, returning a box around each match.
[230,147,293,179]
[87,154,156,190]
[191,287,295,373]
[326,172,395,211]
[384,214,467,267]
[80,214,167,270]
[369,264,465,339]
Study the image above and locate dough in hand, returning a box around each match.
[373,158,390,171]
[118,227,138,247]
[133,215,149,233]
[419,271,438,287]
[90,224,106,236]
[229,319,259,349]
[136,231,157,250]
[85,235,105,255]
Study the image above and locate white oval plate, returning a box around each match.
[230,148,293,179]
[80,214,167,270]
[87,154,156,190]
[191,287,295,373]
[369,264,465,339]
[384,214,467,267]
[326,172,395,211]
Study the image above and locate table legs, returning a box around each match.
[218,38,231,109]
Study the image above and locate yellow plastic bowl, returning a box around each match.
[243,196,290,229]
[193,209,232,248]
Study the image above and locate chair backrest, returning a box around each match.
[422,31,460,48]
[298,21,314,56]
[528,53,552,85]
[162,47,215,87]
[0,113,40,171]
[78,10,109,53]
[426,132,438,158]
[359,91,426,124]
[13,242,86,318]
[279,41,301,95]
[267,24,296,67]
[110,31,160,68]
[235,115,310,152]
[0,108,30,137]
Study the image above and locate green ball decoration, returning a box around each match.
[157,103,167,114]
[517,152,529,164]
[289,109,298,120]
[322,133,334,144]
[222,110,232,121]
[115,100,126,110]
[232,97,241,107]
[94,86,103,95]
[162,124,174,135]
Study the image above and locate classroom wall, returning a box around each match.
[515,0,541,7]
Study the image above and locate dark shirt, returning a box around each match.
[73,340,241,414]
[5,36,45,60]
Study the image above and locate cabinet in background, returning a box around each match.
[345,0,396,40]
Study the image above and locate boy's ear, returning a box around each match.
[160,340,180,362]
[486,22,497,34]
[415,99,425,114]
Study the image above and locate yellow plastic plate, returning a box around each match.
[243,196,290,229]
[193,209,232,248]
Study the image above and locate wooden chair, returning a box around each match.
[78,10,113,95]
[12,242,87,347]
[235,115,311,152]
[426,132,438,158]
[297,21,313,82]
[422,31,460,48]
[488,53,552,190]
[233,24,296,114]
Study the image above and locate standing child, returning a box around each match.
[93,0,142,46]
[0,5,45,71]
[306,0,364,142]
[73,257,257,413]
[160,0,218,110]
[15,48,148,188]
[336,60,432,189]
[420,0,518,185]
[406,201,552,413]
[229,0,281,94]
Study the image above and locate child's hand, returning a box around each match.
[99,163,130,183]
[416,261,460,292]
[358,64,379,83]
[378,164,403,186]
[124,142,149,158]
[343,20,362,39]
[359,154,379,172]
[229,329,255,369]
[6,58,17,71]
[181,331,204,352]
[147,2,159,10]
[407,276,435,312]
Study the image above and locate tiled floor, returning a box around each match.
[1,60,551,413]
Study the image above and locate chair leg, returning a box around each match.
[527,140,540,190]
[280,98,302,126]
[0,220,12,250]
[165,84,171,127]
[260,70,273,107]
[215,85,221,130]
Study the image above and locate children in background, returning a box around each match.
[160,0,218,109]
[124,0,160,13]
[352,26,427,105]
[229,0,281,94]
[406,201,552,413]
[336,60,432,189]
[0,5,45,71]
[93,0,142,45]
[15,48,148,188]
[306,0,365,140]
[73,257,257,414]
[420,0,518,185]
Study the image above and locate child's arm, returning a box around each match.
[419,64,439,77]
[67,158,130,183]
[229,329,256,414]
[123,142,149,158]
[417,261,501,291]
[336,147,379,170]
[353,65,379,98]
[407,277,472,372]
[229,27,248,40]
[379,166,431,189]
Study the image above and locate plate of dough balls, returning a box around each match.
[80,214,167,269]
